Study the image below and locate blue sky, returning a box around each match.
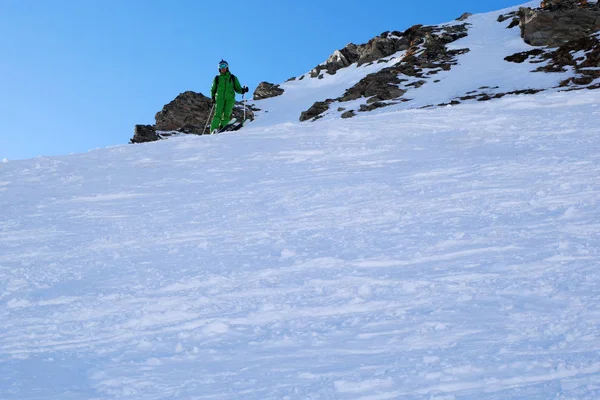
[0,0,528,160]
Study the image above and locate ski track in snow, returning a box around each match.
[1,89,599,399]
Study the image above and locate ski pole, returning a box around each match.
[203,102,215,135]
[243,92,246,123]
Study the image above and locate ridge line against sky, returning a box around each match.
[1,0,530,161]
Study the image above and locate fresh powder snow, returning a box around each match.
[2,1,600,399]
[2,89,599,399]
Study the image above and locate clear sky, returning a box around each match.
[0,0,528,160]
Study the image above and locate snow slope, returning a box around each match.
[3,1,600,398]
[2,88,600,399]
[248,0,577,127]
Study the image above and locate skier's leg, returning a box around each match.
[210,99,225,132]
[221,100,235,127]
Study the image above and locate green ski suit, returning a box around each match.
[210,71,244,132]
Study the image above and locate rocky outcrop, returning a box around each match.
[299,101,330,122]
[505,28,600,90]
[309,30,413,78]
[154,91,213,133]
[359,102,388,112]
[131,91,255,143]
[504,0,600,90]
[543,35,600,85]
[253,82,284,100]
[541,0,588,11]
[517,1,600,46]
[340,70,407,102]
[154,91,253,135]
[324,45,360,72]
[130,125,160,144]
[300,23,469,121]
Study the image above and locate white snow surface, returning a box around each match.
[2,89,600,399]
[2,2,600,399]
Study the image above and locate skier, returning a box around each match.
[210,60,248,133]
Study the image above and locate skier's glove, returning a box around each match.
[242,86,249,94]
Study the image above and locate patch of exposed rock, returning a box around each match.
[340,69,408,103]
[130,125,160,144]
[541,0,589,11]
[309,30,411,78]
[154,91,213,133]
[253,82,284,100]
[299,23,470,121]
[131,91,255,143]
[505,31,600,89]
[299,101,331,122]
[426,87,545,108]
[517,1,600,47]
[498,11,521,29]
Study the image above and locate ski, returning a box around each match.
[217,119,249,133]
[212,118,237,134]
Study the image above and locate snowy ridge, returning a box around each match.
[2,87,600,398]
[247,0,586,128]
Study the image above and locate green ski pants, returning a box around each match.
[210,99,234,132]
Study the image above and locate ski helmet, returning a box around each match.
[218,60,228,70]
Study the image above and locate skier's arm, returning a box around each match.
[211,76,217,99]
[233,76,244,94]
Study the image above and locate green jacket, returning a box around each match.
[211,71,243,102]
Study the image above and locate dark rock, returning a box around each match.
[303,22,469,119]
[341,69,407,102]
[538,35,600,73]
[541,0,583,11]
[506,30,599,90]
[498,11,518,22]
[505,49,545,63]
[178,124,203,134]
[518,4,600,47]
[406,80,427,88]
[456,12,472,21]
[325,44,360,73]
[298,23,469,121]
[341,110,356,119]
[155,91,213,133]
[513,88,544,95]
[359,102,389,112]
[131,125,160,144]
[253,82,285,100]
[309,31,413,77]
[507,18,521,29]
[299,101,330,122]
[586,82,600,90]
[357,35,409,66]
[154,91,254,136]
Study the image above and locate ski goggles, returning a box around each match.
[218,63,228,69]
